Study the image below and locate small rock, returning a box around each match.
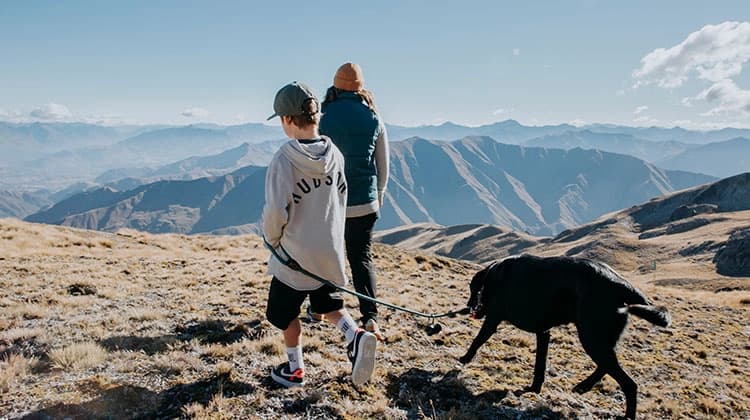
[68,283,97,296]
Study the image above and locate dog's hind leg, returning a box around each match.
[573,367,605,394]
[459,318,501,364]
[515,330,550,395]
[577,311,636,418]
[594,351,638,419]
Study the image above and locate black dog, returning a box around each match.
[459,255,670,420]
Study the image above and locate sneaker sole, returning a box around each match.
[307,308,323,323]
[270,368,304,388]
[351,333,377,386]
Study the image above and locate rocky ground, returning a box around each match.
[1,218,748,419]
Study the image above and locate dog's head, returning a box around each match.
[467,262,497,320]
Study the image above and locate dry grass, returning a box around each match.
[5,304,50,320]
[0,354,37,392]
[49,342,108,371]
[0,218,748,419]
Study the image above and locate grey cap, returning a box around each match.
[267,81,319,120]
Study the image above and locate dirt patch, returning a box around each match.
[652,277,750,292]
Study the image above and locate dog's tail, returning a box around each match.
[620,304,671,327]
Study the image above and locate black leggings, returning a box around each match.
[345,212,378,321]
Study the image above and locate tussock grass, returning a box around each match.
[0,353,37,392]
[6,304,49,320]
[255,336,284,356]
[0,327,43,343]
[49,342,108,371]
[127,308,164,322]
[151,351,202,376]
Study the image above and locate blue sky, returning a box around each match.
[1,1,749,128]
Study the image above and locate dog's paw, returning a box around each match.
[514,385,541,396]
[457,355,471,365]
[573,383,591,394]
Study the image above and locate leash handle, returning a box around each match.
[263,238,468,319]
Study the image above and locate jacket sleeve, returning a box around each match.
[375,121,390,195]
[262,153,292,248]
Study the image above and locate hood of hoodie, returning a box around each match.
[280,135,338,177]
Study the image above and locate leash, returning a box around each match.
[262,238,470,324]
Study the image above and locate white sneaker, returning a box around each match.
[347,328,377,386]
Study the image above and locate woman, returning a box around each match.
[315,62,390,339]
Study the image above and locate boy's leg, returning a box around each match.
[283,318,304,372]
[310,285,377,386]
[283,318,301,347]
[266,277,307,387]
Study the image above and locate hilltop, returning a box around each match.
[1,217,747,419]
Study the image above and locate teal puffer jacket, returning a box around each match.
[320,92,382,207]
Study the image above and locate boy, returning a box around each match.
[263,81,377,387]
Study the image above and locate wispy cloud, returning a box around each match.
[633,115,659,125]
[686,79,750,116]
[569,119,587,127]
[512,48,520,56]
[29,103,73,121]
[632,21,750,116]
[632,105,658,125]
[633,21,750,88]
[181,107,210,118]
[0,104,137,125]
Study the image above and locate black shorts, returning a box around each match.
[266,277,344,330]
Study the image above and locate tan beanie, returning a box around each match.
[333,62,364,91]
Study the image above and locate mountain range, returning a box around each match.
[26,136,716,236]
[5,119,750,226]
[375,172,750,276]
[0,122,286,190]
[657,137,750,179]
[524,130,695,162]
[26,165,267,234]
[378,136,713,234]
[3,120,750,193]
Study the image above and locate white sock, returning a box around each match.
[286,346,304,371]
[337,312,359,344]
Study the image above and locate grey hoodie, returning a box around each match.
[263,136,348,290]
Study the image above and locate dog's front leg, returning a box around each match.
[459,318,500,364]
[516,330,550,395]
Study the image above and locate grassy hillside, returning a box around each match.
[1,218,748,419]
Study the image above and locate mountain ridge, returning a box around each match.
[26,137,715,236]
[376,172,750,276]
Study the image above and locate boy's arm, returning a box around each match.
[375,122,390,207]
[262,154,292,248]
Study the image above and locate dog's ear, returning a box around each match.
[469,262,494,301]
[469,267,487,294]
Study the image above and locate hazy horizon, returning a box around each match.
[3,117,750,132]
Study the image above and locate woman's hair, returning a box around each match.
[289,97,321,128]
[323,87,378,113]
